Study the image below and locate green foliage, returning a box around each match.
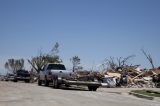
[132,90,160,97]
[4,59,24,73]
[43,54,61,63]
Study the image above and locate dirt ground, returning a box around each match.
[0,81,159,106]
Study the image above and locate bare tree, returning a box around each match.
[141,48,155,69]
[104,55,135,71]
[105,57,117,70]
[4,59,24,73]
[28,42,62,73]
[117,55,136,67]
[70,56,82,72]
[51,42,59,56]
[28,54,45,73]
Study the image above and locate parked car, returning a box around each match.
[14,70,30,83]
[0,75,5,81]
[153,74,160,88]
[4,73,15,81]
[101,75,117,88]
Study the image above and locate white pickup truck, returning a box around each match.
[38,63,101,91]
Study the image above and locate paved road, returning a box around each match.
[0,81,159,106]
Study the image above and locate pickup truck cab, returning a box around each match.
[38,63,71,88]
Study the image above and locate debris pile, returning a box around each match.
[101,66,160,88]
[69,66,160,88]
[67,71,102,81]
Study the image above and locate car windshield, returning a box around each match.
[47,64,66,70]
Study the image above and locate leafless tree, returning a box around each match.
[70,56,82,72]
[4,59,24,73]
[105,57,117,70]
[51,42,59,56]
[141,48,155,69]
[104,55,135,71]
[117,55,136,67]
[28,42,62,73]
[28,53,45,73]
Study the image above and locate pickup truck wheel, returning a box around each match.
[52,79,55,88]
[44,77,49,86]
[88,86,93,91]
[88,86,98,91]
[54,78,59,89]
[92,87,98,91]
[25,79,30,83]
[13,78,17,82]
[38,79,42,86]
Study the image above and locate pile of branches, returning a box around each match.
[67,71,103,81]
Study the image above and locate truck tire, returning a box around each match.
[92,87,98,91]
[53,77,59,89]
[13,78,17,82]
[25,79,30,83]
[88,86,92,91]
[38,79,42,86]
[44,77,49,86]
[88,86,98,91]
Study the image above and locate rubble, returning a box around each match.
[26,64,160,88]
[67,71,102,81]
[70,66,160,88]
[104,66,160,88]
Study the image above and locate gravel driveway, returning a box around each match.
[0,81,159,106]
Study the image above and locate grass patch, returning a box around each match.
[132,90,160,97]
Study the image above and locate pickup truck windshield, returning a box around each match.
[47,64,66,70]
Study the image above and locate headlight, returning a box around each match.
[58,77,62,80]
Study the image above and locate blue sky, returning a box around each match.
[0,0,160,74]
